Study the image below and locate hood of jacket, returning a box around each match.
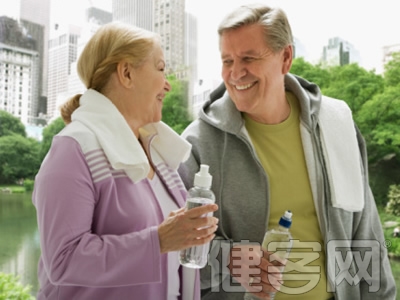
[197,73,322,134]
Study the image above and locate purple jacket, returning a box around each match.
[32,120,200,300]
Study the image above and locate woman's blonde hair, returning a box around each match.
[60,22,158,124]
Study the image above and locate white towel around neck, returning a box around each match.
[318,96,364,212]
[71,89,191,183]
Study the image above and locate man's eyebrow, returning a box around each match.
[221,50,262,59]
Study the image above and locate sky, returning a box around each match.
[2,0,400,80]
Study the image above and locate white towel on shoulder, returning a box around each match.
[71,89,191,183]
[318,96,364,212]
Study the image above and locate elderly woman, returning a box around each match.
[32,22,218,300]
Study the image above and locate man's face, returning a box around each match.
[220,24,291,121]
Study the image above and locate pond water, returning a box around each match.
[0,192,40,295]
[0,192,399,298]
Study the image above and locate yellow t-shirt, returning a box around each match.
[244,92,333,299]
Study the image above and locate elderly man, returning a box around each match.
[179,4,396,300]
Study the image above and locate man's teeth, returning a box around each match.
[236,83,254,90]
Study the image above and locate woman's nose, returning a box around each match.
[164,79,171,92]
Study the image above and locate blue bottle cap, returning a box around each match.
[279,210,293,228]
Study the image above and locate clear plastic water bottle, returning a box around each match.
[244,210,293,300]
[179,164,216,268]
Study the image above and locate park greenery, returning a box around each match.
[1,59,400,214]
[0,272,34,300]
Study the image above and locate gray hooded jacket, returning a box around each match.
[178,73,396,300]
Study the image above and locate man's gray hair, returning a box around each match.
[218,3,293,53]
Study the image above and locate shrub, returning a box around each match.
[0,272,35,300]
[23,179,34,192]
[386,184,400,216]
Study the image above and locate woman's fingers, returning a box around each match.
[184,204,218,218]
[168,207,185,217]
[158,204,219,253]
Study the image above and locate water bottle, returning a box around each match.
[179,164,216,268]
[244,210,293,300]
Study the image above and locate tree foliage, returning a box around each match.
[162,75,193,134]
[0,110,26,137]
[39,117,66,162]
[290,57,330,89]
[386,184,400,216]
[384,52,400,88]
[357,86,400,162]
[322,64,384,116]
[0,134,41,183]
[0,272,34,300]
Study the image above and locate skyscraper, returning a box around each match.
[322,37,361,66]
[47,24,80,119]
[112,0,153,31]
[185,12,198,116]
[154,0,185,75]
[20,0,51,117]
[68,7,112,98]
[112,0,187,76]
[0,0,51,122]
[0,16,40,125]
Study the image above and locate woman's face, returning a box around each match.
[127,43,171,127]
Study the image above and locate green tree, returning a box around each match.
[290,57,330,89]
[322,64,384,117]
[0,110,26,137]
[0,272,34,300]
[39,117,65,162]
[162,75,193,134]
[386,184,400,216]
[0,134,41,184]
[384,52,400,88]
[357,86,400,163]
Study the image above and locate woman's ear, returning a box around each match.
[116,60,135,89]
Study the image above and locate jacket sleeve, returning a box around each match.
[352,126,397,299]
[32,136,163,287]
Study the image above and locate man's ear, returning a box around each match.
[282,45,293,74]
[116,60,134,89]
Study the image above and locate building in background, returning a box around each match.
[19,0,51,119]
[191,78,220,118]
[0,16,40,125]
[19,0,51,90]
[112,0,187,74]
[185,11,198,116]
[47,24,80,120]
[154,0,185,76]
[112,0,153,31]
[86,6,112,25]
[322,37,361,66]
[2,0,200,124]
[0,0,50,123]
[293,37,307,59]
[67,7,112,103]
[382,43,400,70]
